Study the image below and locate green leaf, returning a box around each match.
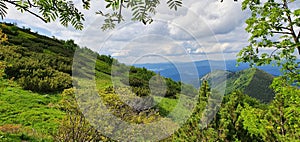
[106,3,111,8]
[294,8,300,15]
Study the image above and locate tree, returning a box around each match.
[0,0,183,30]
[217,91,264,141]
[239,78,300,141]
[0,0,241,30]
[236,1,300,139]
[238,0,300,85]
[173,80,218,141]
[265,77,300,141]
[0,0,88,30]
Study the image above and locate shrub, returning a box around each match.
[18,68,72,93]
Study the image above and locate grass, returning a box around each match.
[95,71,113,90]
[153,95,196,124]
[93,65,197,124]
[0,79,65,141]
[17,31,37,39]
[225,69,254,93]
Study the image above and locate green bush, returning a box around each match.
[0,44,73,93]
[18,68,72,92]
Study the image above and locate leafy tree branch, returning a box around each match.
[0,0,241,30]
[239,0,300,85]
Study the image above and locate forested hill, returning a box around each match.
[201,68,275,103]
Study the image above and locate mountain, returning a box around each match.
[201,68,275,103]
[134,60,282,85]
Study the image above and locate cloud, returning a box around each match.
[3,0,251,63]
[160,0,248,40]
[108,35,187,57]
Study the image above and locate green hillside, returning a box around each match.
[0,79,64,141]
[0,22,196,141]
[243,68,275,103]
[202,68,275,103]
[0,22,187,98]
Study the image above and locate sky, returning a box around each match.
[2,0,252,64]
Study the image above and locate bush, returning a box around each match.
[18,68,72,93]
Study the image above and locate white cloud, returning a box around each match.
[162,0,248,40]
[3,0,251,63]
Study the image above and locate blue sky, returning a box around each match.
[2,0,254,64]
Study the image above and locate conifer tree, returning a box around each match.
[173,80,215,141]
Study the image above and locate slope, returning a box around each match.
[0,22,196,140]
[0,79,64,141]
[201,68,275,103]
[0,22,183,98]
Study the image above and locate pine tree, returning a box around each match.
[264,78,300,141]
[173,80,217,141]
[217,91,263,141]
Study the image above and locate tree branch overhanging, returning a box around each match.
[282,0,300,55]
[269,48,280,58]
[3,0,47,23]
[274,26,291,31]
[118,0,123,23]
[270,31,293,35]
[52,0,65,12]
[27,0,38,8]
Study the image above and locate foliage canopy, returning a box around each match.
[238,0,300,85]
[0,0,184,30]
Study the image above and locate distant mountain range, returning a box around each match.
[134,60,278,102]
[134,60,281,83]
